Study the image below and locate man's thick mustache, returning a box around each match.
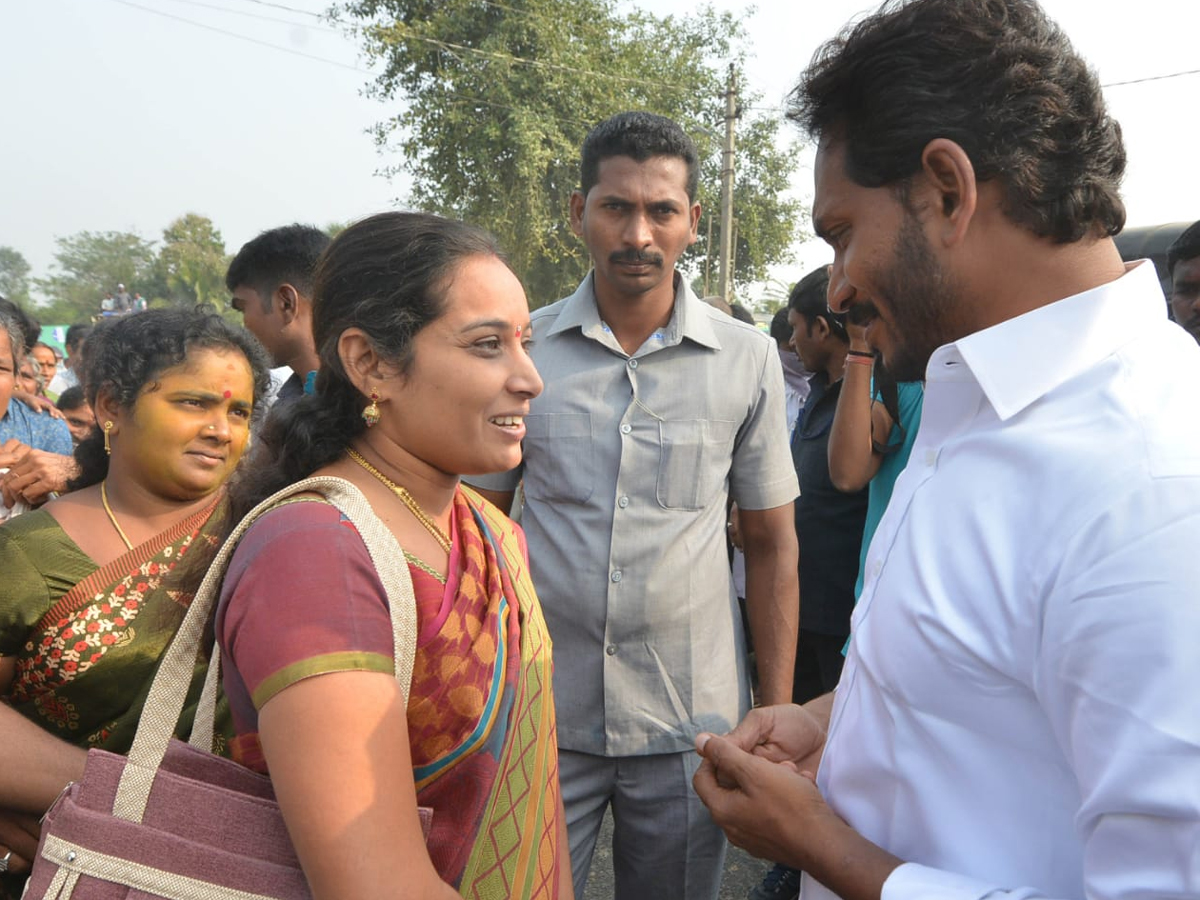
[609,250,664,266]
[845,301,880,325]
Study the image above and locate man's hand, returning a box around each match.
[694,698,903,899]
[1,449,78,508]
[706,702,828,775]
[694,726,830,865]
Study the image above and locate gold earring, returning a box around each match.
[361,391,381,427]
[103,421,114,455]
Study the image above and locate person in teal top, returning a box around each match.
[828,317,924,606]
[850,379,922,599]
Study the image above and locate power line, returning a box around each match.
[104,0,371,73]
[1103,67,1200,88]
[226,0,325,17]
[358,20,692,90]
[161,0,340,33]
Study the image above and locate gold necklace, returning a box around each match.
[346,448,452,553]
[100,480,134,550]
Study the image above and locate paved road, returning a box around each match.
[582,808,768,900]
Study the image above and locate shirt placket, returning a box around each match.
[602,349,648,750]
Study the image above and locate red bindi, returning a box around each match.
[223,389,232,399]
[515,326,523,338]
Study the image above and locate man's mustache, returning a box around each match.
[610,249,664,267]
[845,301,879,325]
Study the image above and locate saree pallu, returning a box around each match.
[419,487,561,899]
[217,486,562,898]
[5,499,228,754]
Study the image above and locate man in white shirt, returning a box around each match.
[693,1,1200,899]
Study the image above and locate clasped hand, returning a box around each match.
[692,703,834,868]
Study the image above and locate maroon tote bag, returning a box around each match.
[24,477,424,900]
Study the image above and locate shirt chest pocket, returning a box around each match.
[523,413,594,504]
[657,419,737,510]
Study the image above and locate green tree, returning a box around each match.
[0,246,32,306]
[158,214,230,311]
[337,0,803,305]
[35,230,158,321]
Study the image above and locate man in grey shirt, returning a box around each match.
[469,111,799,900]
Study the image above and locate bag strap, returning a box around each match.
[113,476,419,823]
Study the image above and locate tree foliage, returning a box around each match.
[158,213,230,311]
[0,246,32,306]
[34,231,158,322]
[337,0,803,305]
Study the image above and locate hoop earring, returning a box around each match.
[361,391,381,427]
[103,421,114,455]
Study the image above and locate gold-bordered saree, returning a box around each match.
[2,498,228,754]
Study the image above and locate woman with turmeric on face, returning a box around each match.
[0,308,271,894]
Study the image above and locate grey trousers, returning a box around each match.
[559,747,727,900]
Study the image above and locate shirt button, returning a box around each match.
[620,423,632,435]
[606,644,617,656]
[611,570,623,583]
[617,495,629,508]
[628,358,639,369]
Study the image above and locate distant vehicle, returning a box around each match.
[1114,221,1191,304]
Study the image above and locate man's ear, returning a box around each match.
[569,191,586,237]
[275,284,300,325]
[919,138,977,248]
[688,202,702,245]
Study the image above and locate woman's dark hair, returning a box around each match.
[221,211,506,526]
[789,0,1125,243]
[69,307,272,490]
[0,298,34,355]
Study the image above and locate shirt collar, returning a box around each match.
[930,261,1162,421]
[545,271,722,352]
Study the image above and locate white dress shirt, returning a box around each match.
[804,261,1200,899]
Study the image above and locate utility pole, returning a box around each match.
[704,214,714,296]
[717,64,737,303]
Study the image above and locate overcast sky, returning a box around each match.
[3,0,1197,304]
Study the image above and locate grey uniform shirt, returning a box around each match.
[469,273,798,756]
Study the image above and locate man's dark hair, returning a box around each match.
[64,323,94,355]
[580,112,700,202]
[1167,221,1200,278]
[788,267,847,343]
[56,385,86,411]
[769,307,792,344]
[729,303,756,326]
[225,224,332,312]
[789,0,1126,243]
